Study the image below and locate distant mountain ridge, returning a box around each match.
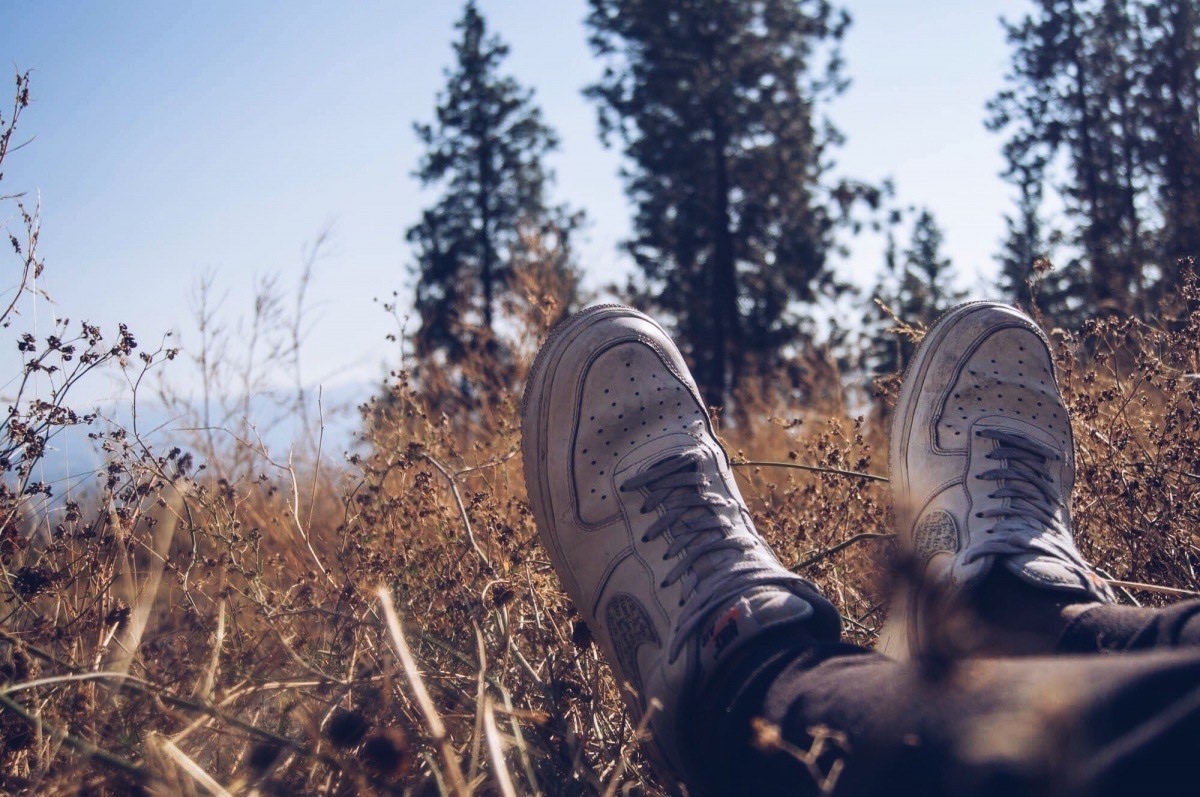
[25,380,372,499]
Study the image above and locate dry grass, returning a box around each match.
[2,73,1200,796]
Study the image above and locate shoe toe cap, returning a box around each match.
[936,323,1069,450]
[574,339,708,522]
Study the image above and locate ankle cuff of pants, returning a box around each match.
[1058,599,1200,652]
[684,627,858,795]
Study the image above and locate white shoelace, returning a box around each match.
[619,449,810,663]
[962,428,1093,572]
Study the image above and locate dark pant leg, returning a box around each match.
[690,625,1200,796]
[1058,598,1200,652]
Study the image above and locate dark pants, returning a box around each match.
[691,601,1200,796]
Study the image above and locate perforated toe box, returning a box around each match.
[935,325,1069,450]
[572,340,707,525]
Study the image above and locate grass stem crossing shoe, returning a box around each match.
[877,301,1116,660]
[520,305,839,786]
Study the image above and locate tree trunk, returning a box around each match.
[709,107,739,410]
[479,136,495,335]
[1116,69,1143,314]
[1159,1,1200,288]
[1065,0,1114,308]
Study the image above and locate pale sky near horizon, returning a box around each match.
[2,0,1026,403]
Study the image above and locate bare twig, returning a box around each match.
[454,446,519,478]
[422,453,493,569]
[1103,578,1200,598]
[733,459,889,483]
[795,533,895,571]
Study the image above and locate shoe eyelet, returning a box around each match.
[640,534,649,543]
[659,580,668,588]
[975,512,983,518]
[661,554,669,561]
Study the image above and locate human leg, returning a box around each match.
[685,300,1200,795]
[1057,598,1200,652]
[519,305,842,790]
[878,301,1117,659]
[691,636,1200,796]
[520,303,1200,796]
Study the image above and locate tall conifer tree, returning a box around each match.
[1143,0,1200,289]
[585,0,861,408]
[409,1,579,369]
[988,0,1200,321]
[868,209,965,378]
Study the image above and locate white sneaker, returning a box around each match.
[521,304,839,783]
[877,301,1115,660]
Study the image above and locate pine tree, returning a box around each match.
[868,209,965,378]
[863,211,905,381]
[585,0,864,408]
[993,161,1085,322]
[996,165,1048,304]
[988,0,1200,322]
[1143,0,1200,292]
[988,1,1120,315]
[408,1,580,371]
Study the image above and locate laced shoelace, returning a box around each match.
[962,428,1093,571]
[619,449,808,663]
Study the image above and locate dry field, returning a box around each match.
[2,73,1199,796]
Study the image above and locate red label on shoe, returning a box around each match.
[701,605,741,657]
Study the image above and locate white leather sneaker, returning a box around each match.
[877,301,1116,660]
[521,304,839,785]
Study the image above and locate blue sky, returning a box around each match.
[2,0,1025,401]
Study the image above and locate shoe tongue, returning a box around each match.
[618,433,782,615]
[694,587,814,676]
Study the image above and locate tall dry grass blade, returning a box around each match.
[377,586,471,797]
[1103,578,1200,598]
[286,449,337,585]
[156,735,235,797]
[200,598,226,701]
[483,697,518,797]
[467,624,488,783]
[107,481,187,677]
[498,689,543,797]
